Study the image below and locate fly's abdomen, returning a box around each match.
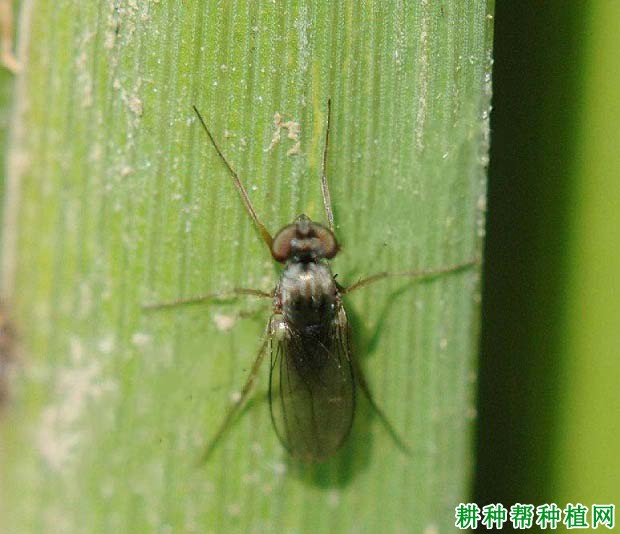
[268,307,355,462]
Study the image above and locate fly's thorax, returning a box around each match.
[277,261,338,328]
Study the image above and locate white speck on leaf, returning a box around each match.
[272,462,286,476]
[265,112,301,154]
[98,336,115,354]
[131,332,152,347]
[327,490,340,508]
[38,337,117,470]
[415,1,430,151]
[286,141,301,156]
[213,313,236,332]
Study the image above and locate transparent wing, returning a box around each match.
[269,306,355,462]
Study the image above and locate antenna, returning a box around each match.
[192,105,273,249]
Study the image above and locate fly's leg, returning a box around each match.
[200,334,270,463]
[142,288,272,311]
[143,289,273,461]
[343,258,478,295]
[343,257,479,454]
[350,354,412,457]
[0,0,19,73]
[320,99,335,231]
[193,106,274,251]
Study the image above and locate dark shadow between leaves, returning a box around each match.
[475,1,586,508]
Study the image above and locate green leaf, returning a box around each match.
[1,1,492,531]
[554,1,620,506]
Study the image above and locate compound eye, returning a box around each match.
[271,224,296,262]
[311,224,338,259]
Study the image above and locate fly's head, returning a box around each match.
[271,214,339,263]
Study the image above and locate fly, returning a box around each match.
[145,101,476,463]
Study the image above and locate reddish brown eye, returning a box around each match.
[312,224,338,259]
[271,224,297,262]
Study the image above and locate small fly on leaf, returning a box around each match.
[145,101,476,463]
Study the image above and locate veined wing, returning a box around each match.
[268,306,355,462]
